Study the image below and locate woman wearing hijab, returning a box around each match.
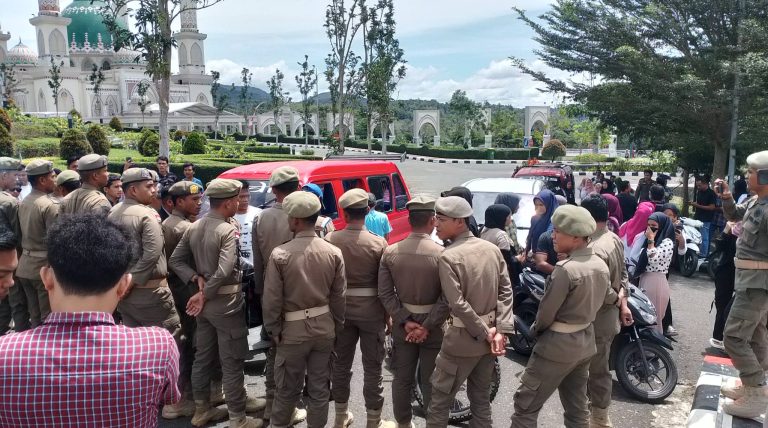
[494,193,522,254]
[634,212,676,333]
[564,180,577,205]
[578,178,595,201]
[525,189,558,256]
[601,193,624,233]
[619,201,656,254]
[481,204,521,285]
[441,186,480,237]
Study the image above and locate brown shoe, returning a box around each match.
[723,386,768,419]
[229,415,264,428]
[191,401,228,427]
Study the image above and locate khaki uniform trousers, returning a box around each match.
[8,279,30,331]
[391,325,442,424]
[332,319,386,410]
[511,351,592,428]
[273,337,334,428]
[426,352,495,428]
[118,286,182,338]
[191,293,249,415]
[169,277,198,398]
[724,288,768,386]
[588,305,620,409]
[15,277,50,328]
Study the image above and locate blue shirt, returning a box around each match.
[365,210,392,238]
[184,177,204,190]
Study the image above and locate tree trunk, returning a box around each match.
[158,8,173,158]
[712,135,728,180]
[681,168,690,217]
[381,120,388,154]
[274,111,279,144]
[367,115,372,155]
[336,61,345,150]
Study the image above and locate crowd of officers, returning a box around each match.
[0,153,642,428]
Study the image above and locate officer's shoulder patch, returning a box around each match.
[271,248,290,265]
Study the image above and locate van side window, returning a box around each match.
[342,179,363,192]
[319,183,338,219]
[367,176,392,212]
[392,174,407,211]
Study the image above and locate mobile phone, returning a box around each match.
[675,224,683,232]
[715,183,723,193]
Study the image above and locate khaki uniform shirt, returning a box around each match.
[169,211,241,300]
[59,183,111,216]
[263,230,347,344]
[17,189,59,279]
[378,232,449,330]
[162,210,193,283]
[589,227,628,306]
[724,196,768,291]
[480,227,511,251]
[439,231,514,357]
[108,199,167,287]
[0,191,20,250]
[252,202,292,293]
[532,247,610,363]
[326,224,388,322]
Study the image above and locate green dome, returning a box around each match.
[62,0,125,50]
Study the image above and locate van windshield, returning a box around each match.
[245,180,274,208]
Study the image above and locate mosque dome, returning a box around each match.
[5,40,38,66]
[62,0,125,50]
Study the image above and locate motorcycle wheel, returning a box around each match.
[615,340,678,403]
[507,301,538,356]
[412,358,501,424]
[679,250,698,277]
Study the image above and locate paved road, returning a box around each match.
[160,160,710,427]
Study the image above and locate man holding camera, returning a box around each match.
[714,150,768,418]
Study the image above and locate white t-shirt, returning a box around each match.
[234,205,262,268]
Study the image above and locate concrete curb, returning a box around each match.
[687,354,762,428]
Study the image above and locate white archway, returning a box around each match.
[413,110,441,146]
[38,89,47,112]
[524,106,550,140]
[178,42,188,65]
[0,46,5,63]
[196,93,209,105]
[106,95,118,116]
[59,89,74,112]
[190,43,203,65]
[37,30,45,56]
[49,29,66,56]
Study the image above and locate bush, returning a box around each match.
[59,128,92,160]
[343,140,538,160]
[541,139,566,161]
[138,129,160,157]
[243,145,292,155]
[16,138,59,158]
[573,153,607,163]
[300,149,315,156]
[0,125,14,157]
[0,108,11,132]
[109,116,123,132]
[86,125,110,155]
[182,131,207,155]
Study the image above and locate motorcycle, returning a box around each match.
[509,274,678,403]
[507,268,545,356]
[678,217,703,277]
[609,284,678,403]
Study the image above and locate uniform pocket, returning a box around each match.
[430,354,458,394]
[229,327,250,360]
[513,370,542,409]
[274,354,287,390]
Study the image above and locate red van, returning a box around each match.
[218,160,413,243]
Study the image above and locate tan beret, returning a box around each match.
[77,154,108,171]
[0,157,20,172]
[283,191,322,219]
[339,188,369,210]
[406,195,436,212]
[747,150,768,170]
[435,196,473,218]
[168,181,202,197]
[56,170,80,186]
[205,178,241,199]
[269,166,300,187]
[25,159,54,176]
[551,205,596,237]
[120,168,154,185]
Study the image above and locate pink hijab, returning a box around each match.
[619,201,655,246]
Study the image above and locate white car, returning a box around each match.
[461,177,548,247]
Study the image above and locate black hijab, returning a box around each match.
[494,193,521,213]
[484,204,511,230]
[442,186,473,206]
[634,212,676,277]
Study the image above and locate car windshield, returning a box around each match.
[471,192,536,229]
[245,180,274,208]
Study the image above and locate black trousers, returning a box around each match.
[713,261,736,341]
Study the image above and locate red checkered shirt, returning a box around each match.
[0,311,180,428]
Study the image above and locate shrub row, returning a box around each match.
[344,140,539,160]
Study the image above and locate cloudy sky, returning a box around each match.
[1,0,582,106]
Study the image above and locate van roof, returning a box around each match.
[218,160,401,182]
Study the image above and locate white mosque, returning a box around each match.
[0,0,243,132]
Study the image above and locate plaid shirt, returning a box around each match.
[0,312,180,428]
